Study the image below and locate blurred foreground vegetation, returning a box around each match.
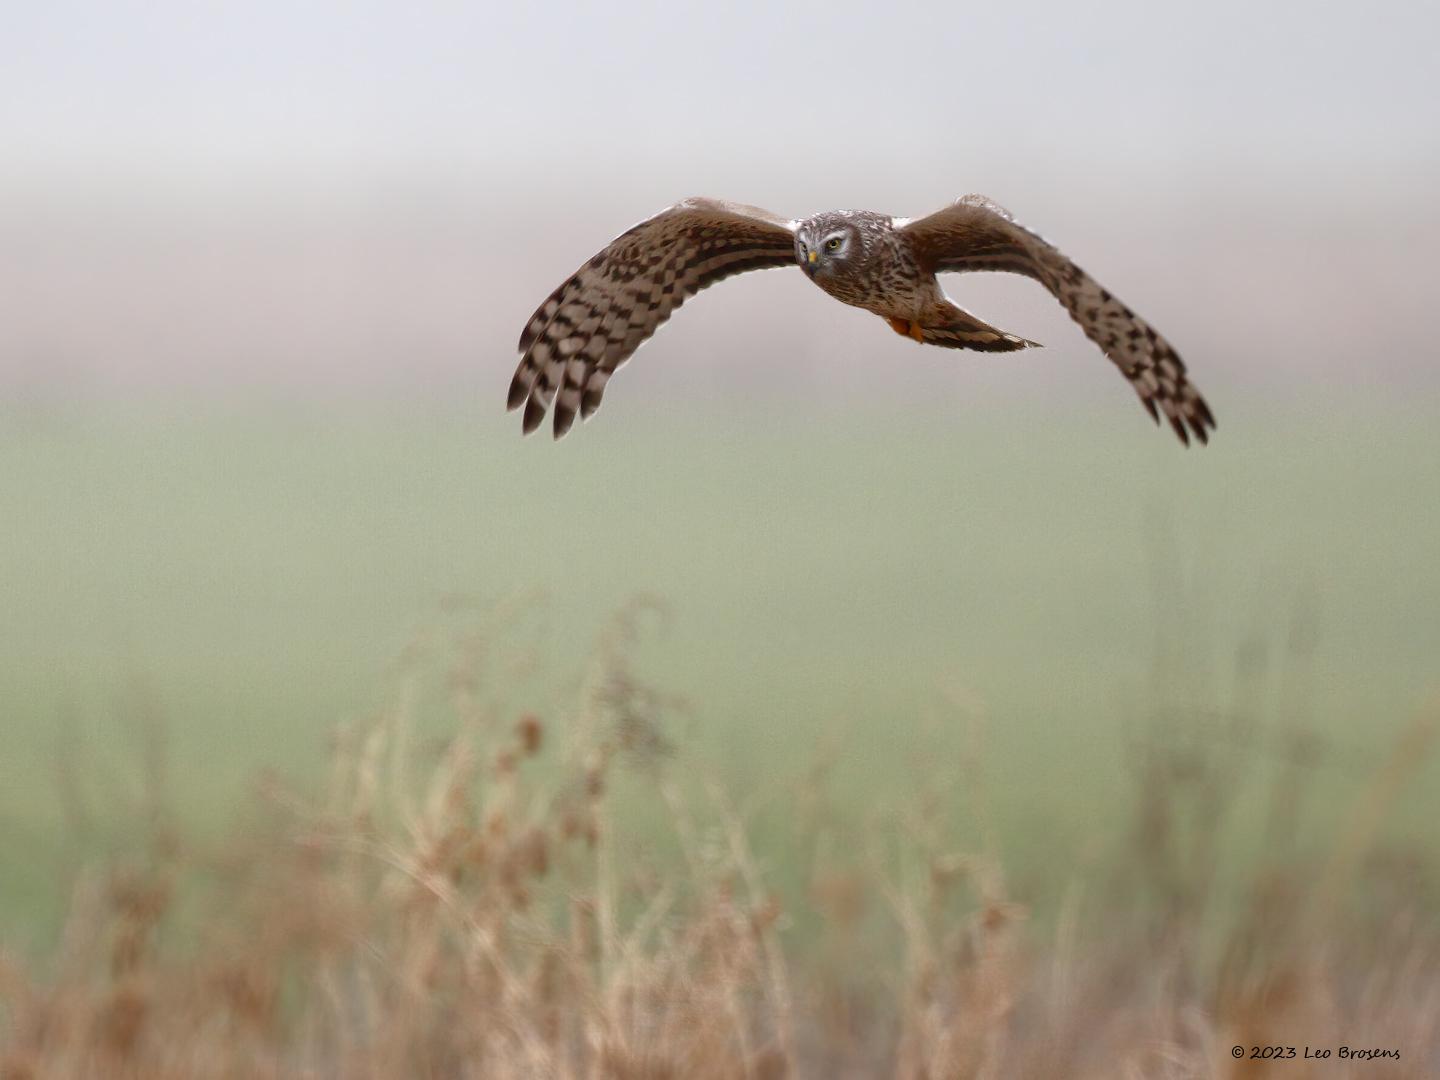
[1,401,1438,1074]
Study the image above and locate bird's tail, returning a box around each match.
[904,301,1038,352]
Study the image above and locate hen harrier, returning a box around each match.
[509,195,1214,445]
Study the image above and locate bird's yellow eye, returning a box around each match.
[825,237,842,251]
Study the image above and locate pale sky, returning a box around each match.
[4,1,1437,191]
[2,1,1437,400]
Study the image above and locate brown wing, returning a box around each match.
[901,195,1215,445]
[510,198,797,438]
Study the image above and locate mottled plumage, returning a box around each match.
[509,195,1215,445]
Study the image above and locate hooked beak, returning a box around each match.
[807,250,818,265]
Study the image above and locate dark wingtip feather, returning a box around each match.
[517,315,545,353]
[506,373,529,411]
[1142,397,1161,424]
[580,389,603,419]
[521,397,546,436]
[552,406,576,439]
[1168,413,1190,446]
[1186,397,1216,446]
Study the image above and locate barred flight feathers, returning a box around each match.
[901,195,1215,445]
[509,198,796,438]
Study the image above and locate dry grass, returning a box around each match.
[2,601,1438,1079]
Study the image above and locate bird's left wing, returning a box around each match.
[901,195,1215,445]
[510,198,796,438]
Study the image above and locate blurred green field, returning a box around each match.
[3,395,1438,949]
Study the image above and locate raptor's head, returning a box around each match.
[795,211,872,279]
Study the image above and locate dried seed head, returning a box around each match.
[463,834,488,868]
[101,980,149,1056]
[111,926,148,977]
[584,766,605,800]
[559,809,583,841]
[109,871,170,924]
[811,871,866,927]
[215,964,275,1029]
[929,853,970,897]
[486,812,509,842]
[521,827,550,879]
[750,895,783,936]
[516,713,544,756]
[981,901,1024,932]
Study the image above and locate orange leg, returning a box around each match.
[886,317,927,343]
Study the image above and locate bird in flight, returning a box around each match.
[509,195,1214,445]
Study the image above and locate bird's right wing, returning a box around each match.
[509,198,797,438]
[901,195,1214,445]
